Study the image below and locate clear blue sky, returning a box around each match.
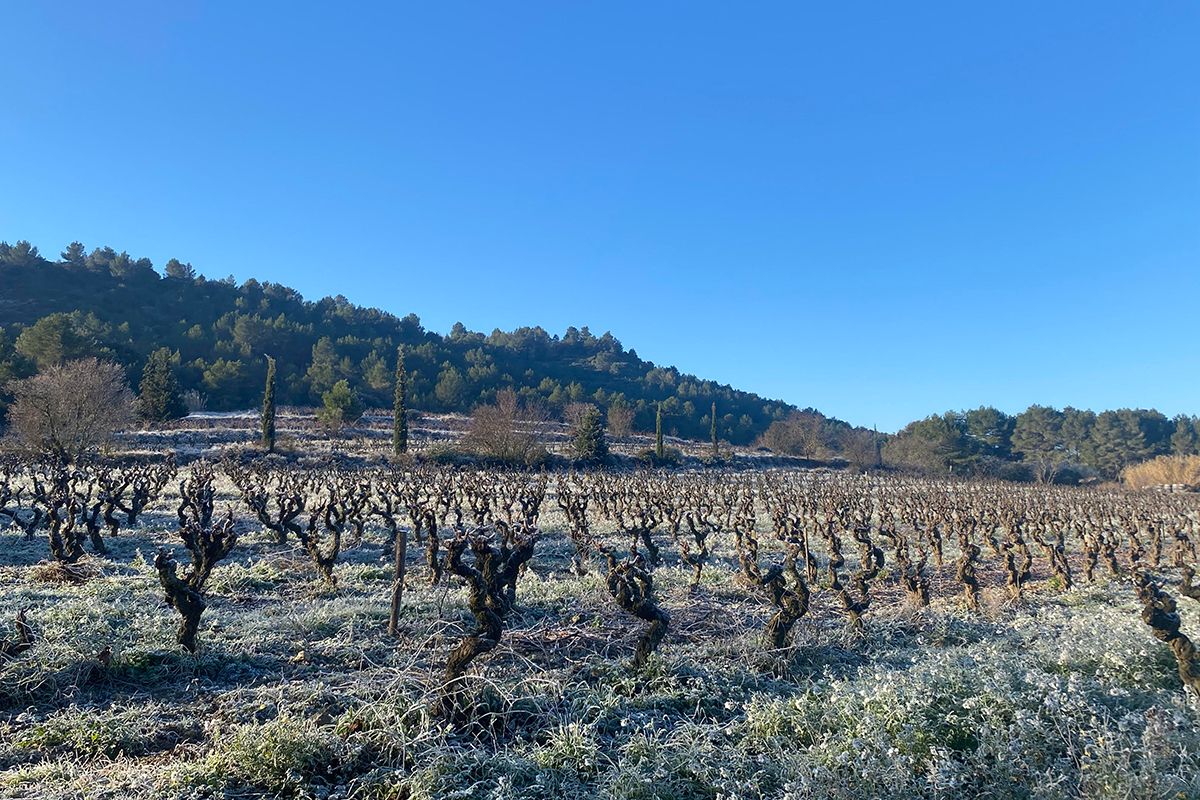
[3,2,1197,431]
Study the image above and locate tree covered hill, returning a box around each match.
[2,239,1195,481]
[0,239,810,444]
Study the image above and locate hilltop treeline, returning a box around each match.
[2,239,1193,479]
[0,239,805,444]
[760,404,1198,482]
[880,405,1199,482]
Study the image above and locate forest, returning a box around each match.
[0,240,802,446]
[1,238,1196,483]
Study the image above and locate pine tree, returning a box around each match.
[261,355,277,452]
[573,405,608,462]
[1012,405,1067,483]
[655,403,664,460]
[710,400,719,458]
[137,348,186,422]
[61,241,86,266]
[1171,415,1198,456]
[1090,410,1142,478]
[393,346,408,455]
[318,380,363,429]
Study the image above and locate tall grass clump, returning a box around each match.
[1122,454,1200,489]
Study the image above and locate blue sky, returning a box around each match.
[2,2,1197,431]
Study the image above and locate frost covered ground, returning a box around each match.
[0,473,1198,799]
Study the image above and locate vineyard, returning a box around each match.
[1,450,1199,799]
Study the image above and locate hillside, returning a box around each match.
[0,240,834,444]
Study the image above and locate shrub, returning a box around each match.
[636,446,681,466]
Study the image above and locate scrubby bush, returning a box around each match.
[636,445,682,466]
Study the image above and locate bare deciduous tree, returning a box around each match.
[760,412,829,460]
[5,359,135,463]
[562,402,596,429]
[842,429,880,472]
[606,400,634,439]
[465,388,552,465]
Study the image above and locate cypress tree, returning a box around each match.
[655,403,664,460]
[137,347,186,422]
[393,346,408,455]
[710,400,719,457]
[261,355,276,452]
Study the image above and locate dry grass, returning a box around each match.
[1122,454,1200,489]
[1,428,1199,798]
[0,489,1197,799]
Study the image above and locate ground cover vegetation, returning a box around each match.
[0,445,1198,798]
